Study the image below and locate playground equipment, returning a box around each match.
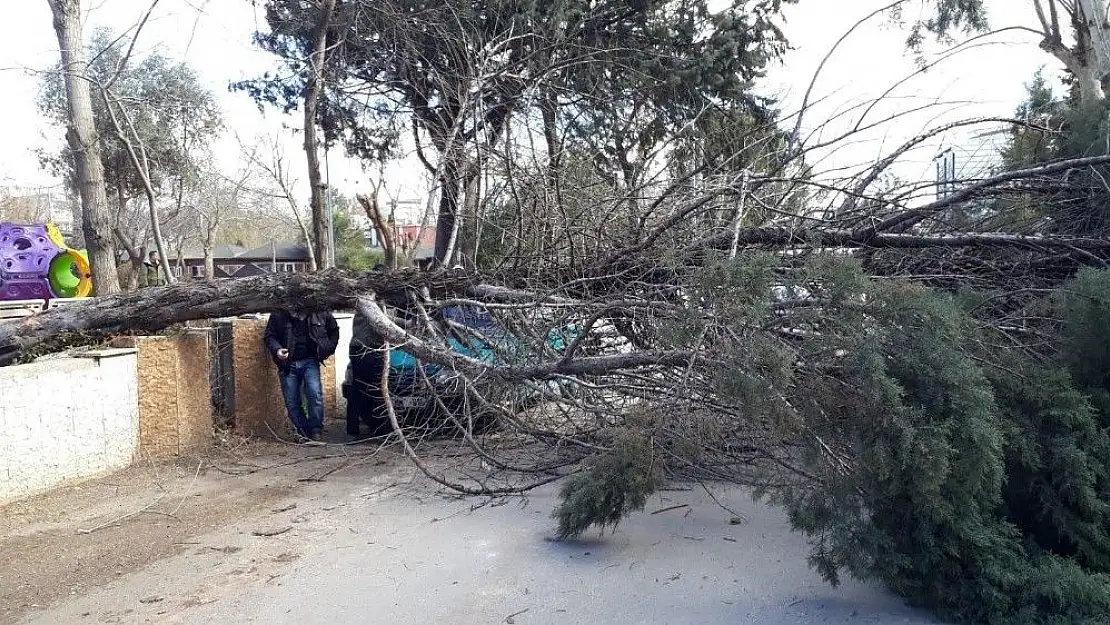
[0,222,92,301]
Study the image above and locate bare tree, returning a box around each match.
[247,135,318,270]
[356,187,396,268]
[99,86,175,284]
[183,162,256,278]
[45,0,121,295]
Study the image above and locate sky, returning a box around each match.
[0,0,1057,206]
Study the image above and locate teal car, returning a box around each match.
[342,303,580,431]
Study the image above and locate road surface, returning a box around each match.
[3,442,944,625]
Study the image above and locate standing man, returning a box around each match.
[264,308,340,441]
[347,264,393,440]
[143,250,165,287]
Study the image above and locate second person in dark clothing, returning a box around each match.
[264,309,340,441]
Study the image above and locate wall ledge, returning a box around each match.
[73,348,138,360]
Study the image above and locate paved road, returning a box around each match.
[20,467,943,625]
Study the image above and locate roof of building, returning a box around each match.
[238,242,311,261]
[179,244,249,260]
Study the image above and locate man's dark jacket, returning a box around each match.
[263,311,340,368]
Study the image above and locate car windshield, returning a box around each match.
[442,305,499,331]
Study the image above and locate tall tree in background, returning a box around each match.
[237,0,795,265]
[994,69,1110,235]
[39,28,223,288]
[911,0,1110,104]
[44,0,121,295]
[304,0,336,269]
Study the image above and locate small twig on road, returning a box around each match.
[252,526,292,537]
[650,503,690,515]
[165,459,203,517]
[504,608,530,624]
[78,491,170,534]
[699,481,746,523]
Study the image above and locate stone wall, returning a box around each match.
[0,313,354,504]
[0,349,139,504]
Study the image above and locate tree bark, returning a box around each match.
[357,192,396,268]
[456,168,481,268]
[47,0,121,296]
[433,159,463,264]
[203,243,214,279]
[0,268,469,364]
[304,0,336,270]
[1076,0,1110,101]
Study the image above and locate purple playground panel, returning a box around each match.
[0,223,63,301]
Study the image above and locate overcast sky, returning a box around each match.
[0,0,1054,202]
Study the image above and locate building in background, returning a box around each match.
[934,127,1009,200]
[176,242,310,279]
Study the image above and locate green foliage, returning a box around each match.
[552,429,661,540]
[994,71,1110,235]
[675,254,1110,624]
[1058,268,1110,412]
[240,0,794,170]
[900,0,988,51]
[38,28,222,201]
[331,193,383,271]
[544,253,1110,622]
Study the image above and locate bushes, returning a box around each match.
[552,257,1110,624]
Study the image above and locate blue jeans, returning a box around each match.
[279,359,325,437]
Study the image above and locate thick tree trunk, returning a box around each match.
[450,168,481,268]
[0,268,470,364]
[0,266,691,380]
[304,0,336,270]
[1077,0,1110,90]
[48,0,120,296]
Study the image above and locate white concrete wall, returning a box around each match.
[334,313,354,413]
[0,349,139,504]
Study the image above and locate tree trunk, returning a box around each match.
[1076,0,1110,98]
[456,169,481,267]
[433,160,463,264]
[0,269,470,364]
[145,189,174,284]
[47,0,120,296]
[357,192,396,268]
[304,0,336,270]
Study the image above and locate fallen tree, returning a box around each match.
[0,268,469,364]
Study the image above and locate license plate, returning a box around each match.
[396,395,428,409]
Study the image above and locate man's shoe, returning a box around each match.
[309,430,324,442]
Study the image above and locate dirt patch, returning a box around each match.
[0,439,389,625]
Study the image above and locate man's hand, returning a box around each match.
[277,348,290,361]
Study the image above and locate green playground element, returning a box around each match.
[47,248,90,299]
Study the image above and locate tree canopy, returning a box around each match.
[39,28,223,211]
[236,0,797,262]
